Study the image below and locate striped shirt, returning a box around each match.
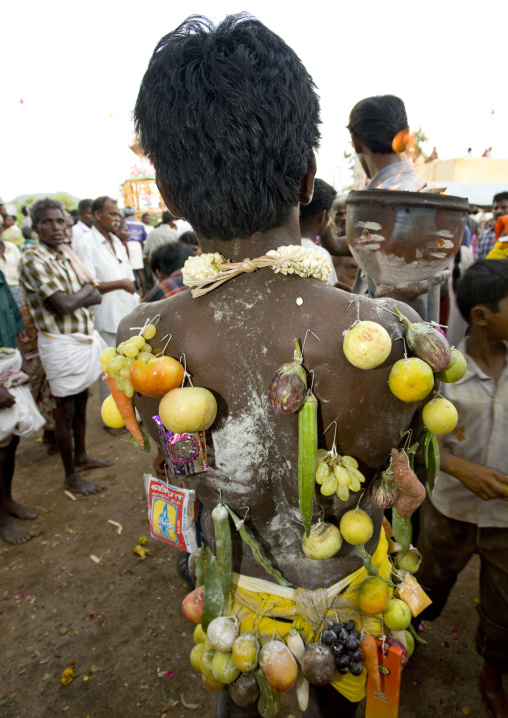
[20,242,94,336]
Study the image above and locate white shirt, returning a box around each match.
[0,240,21,287]
[143,224,180,257]
[71,220,91,251]
[430,339,508,528]
[301,237,338,286]
[126,240,144,270]
[74,226,139,334]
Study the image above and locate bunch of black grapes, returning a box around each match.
[320,620,363,676]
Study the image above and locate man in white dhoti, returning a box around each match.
[20,199,112,495]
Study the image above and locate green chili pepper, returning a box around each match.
[423,429,432,467]
[225,505,292,587]
[427,434,440,492]
[392,507,412,557]
[356,544,396,587]
[407,621,427,645]
[201,546,223,631]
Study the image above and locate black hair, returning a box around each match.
[493,192,508,203]
[456,259,508,323]
[347,95,408,154]
[300,178,336,221]
[78,198,93,212]
[134,14,320,241]
[92,196,116,214]
[162,211,177,224]
[21,205,28,216]
[22,225,32,240]
[141,212,150,218]
[30,197,64,226]
[179,230,197,245]
[150,241,194,276]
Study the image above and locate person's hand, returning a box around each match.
[0,386,16,410]
[456,461,508,502]
[120,279,137,294]
[375,270,451,301]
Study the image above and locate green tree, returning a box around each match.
[53,193,77,211]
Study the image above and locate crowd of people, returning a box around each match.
[1,14,507,718]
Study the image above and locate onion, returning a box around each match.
[370,470,399,508]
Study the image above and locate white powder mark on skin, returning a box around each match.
[425,251,447,259]
[355,221,382,230]
[366,243,381,250]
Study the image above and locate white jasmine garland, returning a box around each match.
[182,245,331,290]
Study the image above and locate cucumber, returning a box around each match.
[298,392,318,537]
[211,503,232,606]
[255,668,280,718]
[195,547,206,588]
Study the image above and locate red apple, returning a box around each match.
[182,585,204,624]
[130,355,184,398]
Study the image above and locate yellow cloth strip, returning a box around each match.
[227,530,391,703]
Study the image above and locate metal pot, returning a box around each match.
[346,190,469,286]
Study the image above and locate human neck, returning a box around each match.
[364,151,403,180]
[299,219,318,242]
[466,326,506,373]
[94,222,112,242]
[197,209,302,262]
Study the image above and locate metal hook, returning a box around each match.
[301,329,321,357]
[323,420,339,456]
[179,353,194,387]
[309,369,315,393]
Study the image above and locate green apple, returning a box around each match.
[435,349,467,383]
[382,598,412,631]
[404,630,415,658]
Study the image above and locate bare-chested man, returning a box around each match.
[119,15,427,717]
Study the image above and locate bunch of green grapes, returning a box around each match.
[99,324,157,398]
[315,449,365,501]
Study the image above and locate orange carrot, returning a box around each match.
[360,631,381,694]
[105,374,144,447]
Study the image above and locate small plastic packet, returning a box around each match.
[394,573,432,617]
[152,415,210,478]
[143,473,198,553]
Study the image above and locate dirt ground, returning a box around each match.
[0,388,498,718]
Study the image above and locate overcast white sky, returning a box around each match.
[1,0,505,203]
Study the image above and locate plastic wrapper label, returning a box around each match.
[143,473,198,553]
[153,415,210,477]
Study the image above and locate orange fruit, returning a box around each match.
[358,576,391,615]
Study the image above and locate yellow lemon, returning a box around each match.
[388,357,434,402]
[100,396,125,428]
[422,397,458,435]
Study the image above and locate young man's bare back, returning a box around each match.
[119,241,423,589]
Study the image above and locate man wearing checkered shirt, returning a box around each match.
[476,192,508,260]
[20,198,112,496]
